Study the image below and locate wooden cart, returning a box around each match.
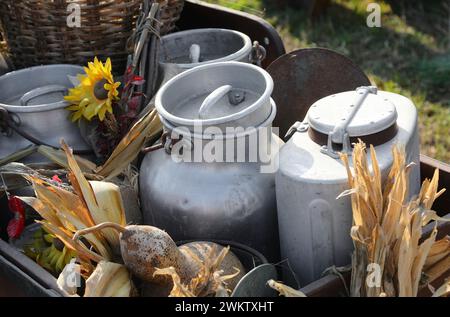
[0,0,448,297]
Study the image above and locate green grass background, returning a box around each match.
[205,0,450,163]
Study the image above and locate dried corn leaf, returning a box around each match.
[267,280,307,297]
[423,256,450,285]
[18,196,63,228]
[154,267,195,297]
[37,220,103,263]
[432,279,450,297]
[95,109,162,179]
[411,227,438,296]
[62,141,124,252]
[154,245,237,297]
[424,237,450,268]
[341,141,447,297]
[37,145,97,174]
[27,177,111,259]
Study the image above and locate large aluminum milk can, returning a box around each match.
[276,86,421,286]
[0,65,91,162]
[139,61,282,261]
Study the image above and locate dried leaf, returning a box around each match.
[341,141,447,297]
[95,109,162,179]
[267,280,307,297]
[432,279,450,297]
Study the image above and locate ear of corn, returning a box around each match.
[17,140,130,277]
[340,141,449,297]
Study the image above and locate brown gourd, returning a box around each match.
[73,222,245,292]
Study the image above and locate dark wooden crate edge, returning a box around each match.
[178,0,286,68]
[0,238,68,297]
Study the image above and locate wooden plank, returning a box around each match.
[420,154,450,217]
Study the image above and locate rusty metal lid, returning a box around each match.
[267,48,371,137]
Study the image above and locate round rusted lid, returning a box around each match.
[267,48,371,137]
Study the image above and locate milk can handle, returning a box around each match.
[198,85,233,119]
[249,41,266,66]
[20,85,67,107]
[320,86,378,158]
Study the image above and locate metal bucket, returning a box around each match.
[176,239,278,297]
[0,65,91,162]
[160,28,254,70]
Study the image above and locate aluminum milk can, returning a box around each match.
[139,61,282,261]
[276,86,420,285]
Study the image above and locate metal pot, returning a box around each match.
[176,239,277,297]
[140,61,282,262]
[160,28,255,70]
[0,65,91,162]
[276,86,421,286]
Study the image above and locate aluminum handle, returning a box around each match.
[321,86,378,158]
[198,85,232,119]
[330,86,377,143]
[189,44,201,63]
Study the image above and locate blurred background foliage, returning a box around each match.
[205,0,450,163]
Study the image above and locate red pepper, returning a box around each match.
[7,196,25,239]
[52,175,63,183]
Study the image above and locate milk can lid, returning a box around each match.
[156,61,274,133]
[307,90,398,137]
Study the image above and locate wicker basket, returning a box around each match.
[158,0,184,35]
[0,0,144,73]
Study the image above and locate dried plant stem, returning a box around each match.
[73,222,126,241]
[340,141,448,297]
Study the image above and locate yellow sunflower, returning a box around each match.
[65,57,121,122]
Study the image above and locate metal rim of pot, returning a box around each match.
[155,61,274,128]
[160,28,253,69]
[159,98,277,140]
[0,65,82,113]
[176,239,268,267]
[0,64,92,155]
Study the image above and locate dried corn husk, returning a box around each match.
[84,261,133,297]
[432,279,450,297]
[153,245,240,297]
[267,280,307,297]
[37,145,97,174]
[62,141,126,253]
[95,108,162,179]
[57,260,82,296]
[340,141,449,297]
[17,141,128,276]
